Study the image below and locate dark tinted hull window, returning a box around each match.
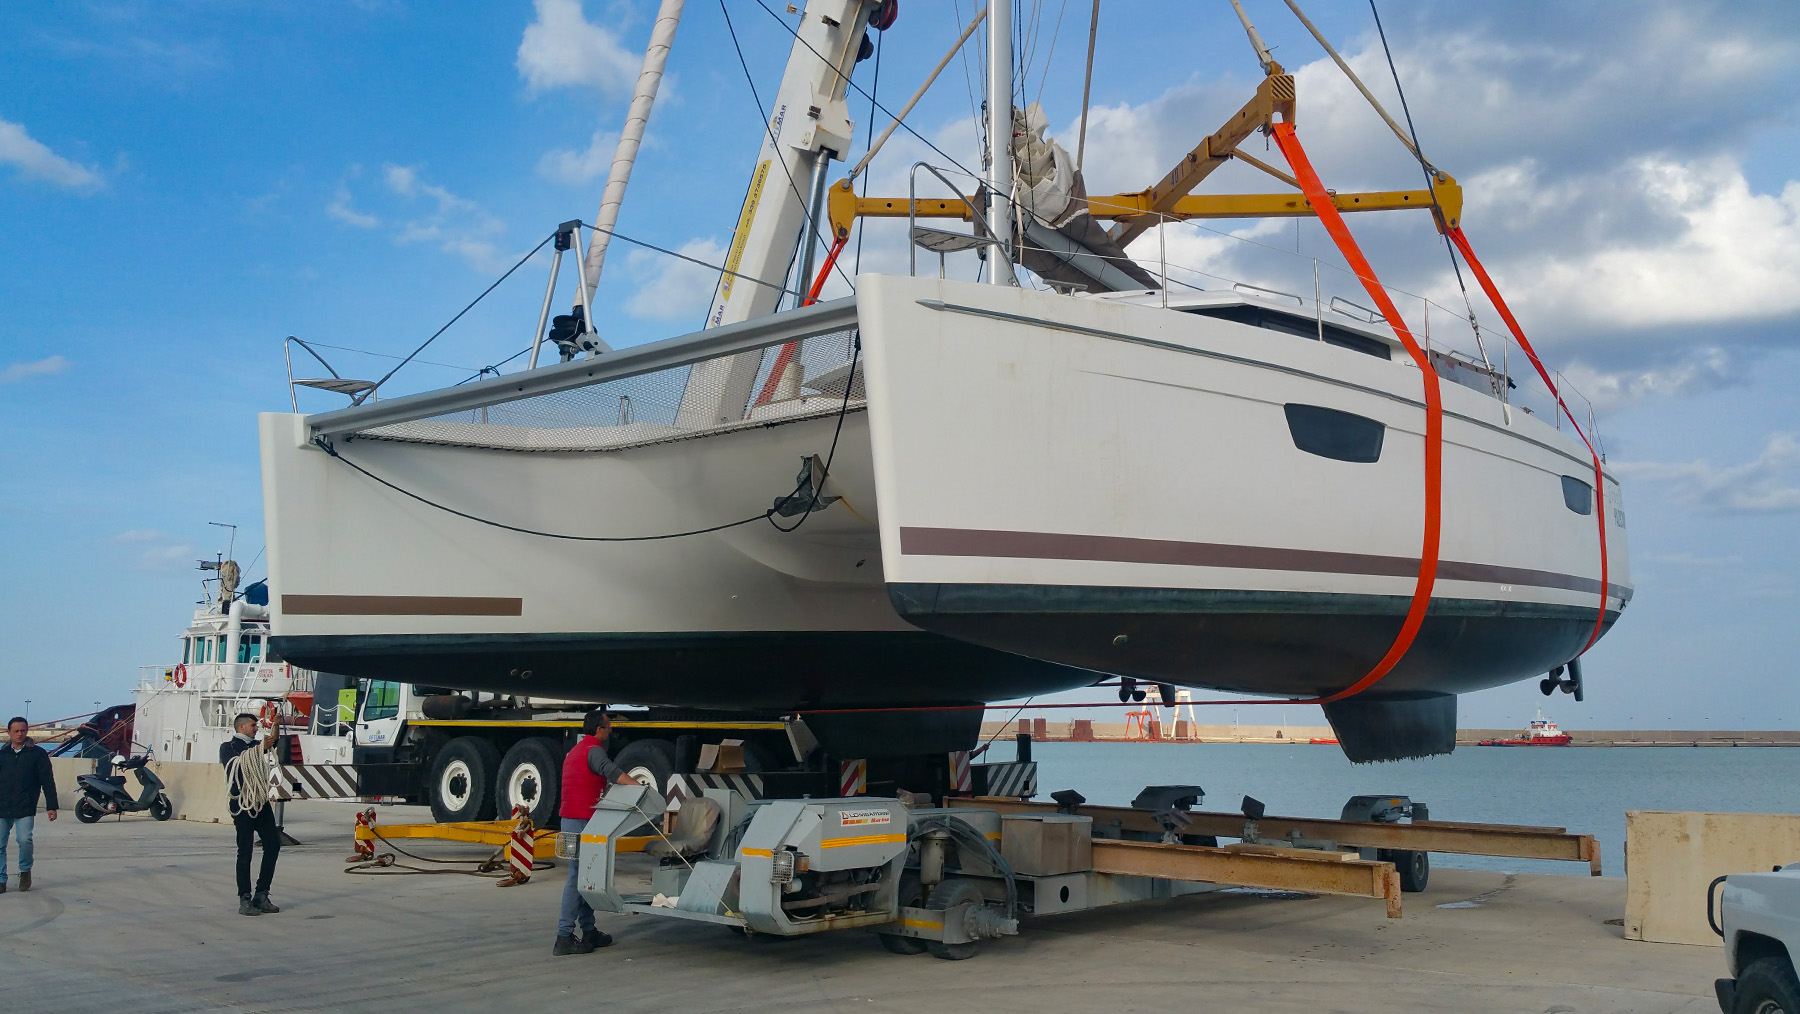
[1284,404,1385,463]
[1561,475,1593,515]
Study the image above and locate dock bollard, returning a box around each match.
[496,806,534,887]
[347,808,377,863]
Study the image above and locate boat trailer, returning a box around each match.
[572,780,1603,959]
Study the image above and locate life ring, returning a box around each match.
[258,700,281,727]
[173,664,188,689]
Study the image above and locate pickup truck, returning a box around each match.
[1714,863,1800,1014]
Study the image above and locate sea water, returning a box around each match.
[985,740,1800,876]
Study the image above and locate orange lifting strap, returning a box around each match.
[754,235,849,408]
[1444,226,1612,651]
[1271,121,1444,703]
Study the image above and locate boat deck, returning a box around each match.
[1,801,1722,1013]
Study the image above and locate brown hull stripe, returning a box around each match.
[898,527,1629,602]
[282,594,522,617]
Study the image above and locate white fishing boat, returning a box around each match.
[260,0,1630,761]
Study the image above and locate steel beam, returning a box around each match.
[305,296,859,438]
[1091,839,1402,918]
[952,798,1601,872]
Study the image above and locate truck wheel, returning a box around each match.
[75,797,104,823]
[429,737,501,823]
[878,872,929,955]
[496,737,561,826]
[1379,849,1430,893]
[925,878,987,960]
[614,739,676,796]
[1734,957,1800,1014]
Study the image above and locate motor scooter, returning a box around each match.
[74,754,172,822]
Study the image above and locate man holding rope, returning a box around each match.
[221,713,281,916]
[554,709,636,955]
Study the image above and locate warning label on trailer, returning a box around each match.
[838,808,892,827]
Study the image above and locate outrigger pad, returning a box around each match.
[1322,692,1457,763]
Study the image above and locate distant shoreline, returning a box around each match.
[981,721,1800,748]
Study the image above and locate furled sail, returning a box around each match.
[1008,103,1160,293]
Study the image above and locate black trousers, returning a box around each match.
[233,807,280,898]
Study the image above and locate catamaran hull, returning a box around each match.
[261,275,1629,720]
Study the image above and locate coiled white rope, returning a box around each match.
[226,741,276,818]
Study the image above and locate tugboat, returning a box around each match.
[1478,709,1573,747]
[134,552,356,775]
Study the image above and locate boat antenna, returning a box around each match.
[1228,0,1282,76]
[207,521,237,562]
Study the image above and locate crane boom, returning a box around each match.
[677,0,879,429]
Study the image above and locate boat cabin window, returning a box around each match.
[1284,404,1385,463]
[238,635,263,664]
[1183,304,1393,361]
[182,638,192,664]
[362,680,402,721]
[1561,475,1593,515]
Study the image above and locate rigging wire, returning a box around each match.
[718,1,857,298]
[854,29,882,276]
[368,230,555,397]
[1367,0,1497,382]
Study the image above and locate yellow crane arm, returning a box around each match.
[826,174,1462,243]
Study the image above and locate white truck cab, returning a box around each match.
[1715,863,1800,1014]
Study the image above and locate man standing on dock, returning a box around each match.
[554,709,636,955]
[0,717,57,892]
[221,713,281,917]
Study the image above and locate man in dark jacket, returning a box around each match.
[0,716,58,892]
[220,713,281,916]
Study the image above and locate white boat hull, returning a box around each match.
[261,274,1629,714]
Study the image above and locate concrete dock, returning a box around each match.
[2,802,1724,1013]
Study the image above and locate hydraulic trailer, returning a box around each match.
[575,782,1408,961]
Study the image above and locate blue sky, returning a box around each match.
[2,0,1796,731]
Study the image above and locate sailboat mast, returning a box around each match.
[581,0,686,299]
[985,0,1014,284]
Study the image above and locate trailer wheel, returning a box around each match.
[878,873,929,955]
[429,737,501,823]
[496,738,561,826]
[925,878,987,960]
[614,739,675,796]
[1379,849,1430,893]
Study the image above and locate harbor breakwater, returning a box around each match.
[980,719,1800,747]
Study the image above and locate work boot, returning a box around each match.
[552,934,594,955]
[17,872,29,892]
[252,891,280,914]
[239,895,263,916]
[581,928,613,950]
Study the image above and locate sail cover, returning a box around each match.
[1007,103,1160,293]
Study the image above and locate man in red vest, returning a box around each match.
[555,709,637,955]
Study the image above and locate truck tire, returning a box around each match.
[878,872,929,955]
[1734,956,1800,1014]
[614,739,676,796]
[1379,849,1430,893]
[924,878,987,960]
[429,737,501,823]
[496,737,561,826]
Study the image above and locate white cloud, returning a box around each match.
[1469,158,1800,333]
[1614,434,1800,514]
[112,529,195,571]
[625,237,727,320]
[379,164,507,271]
[326,183,379,228]
[1559,348,1738,414]
[516,0,638,94]
[1,355,69,384]
[0,117,103,191]
[538,129,620,185]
